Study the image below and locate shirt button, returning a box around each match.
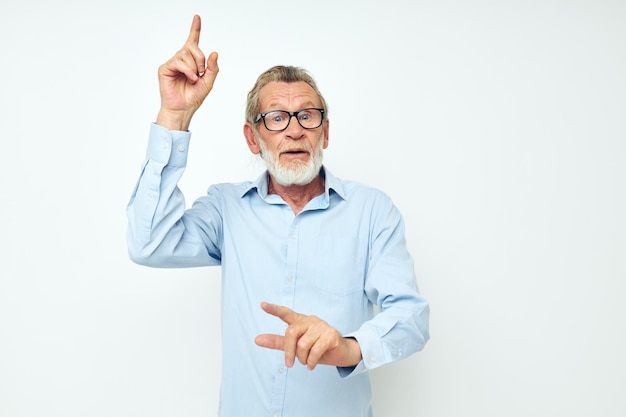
[273,413,280,417]
[278,365,285,374]
[149,191,157,198]
[177,145,185,152]
[287,275,294,283]
[161,142,168,149]
[369,356,376,363]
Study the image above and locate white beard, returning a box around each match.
[257,134,325,186]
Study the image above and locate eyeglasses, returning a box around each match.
[254,108,325,132]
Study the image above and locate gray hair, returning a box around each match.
[245,65,328,125]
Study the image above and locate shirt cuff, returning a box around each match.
[147,123,191,167]
[345,325,387,371]
[337,360,368,378]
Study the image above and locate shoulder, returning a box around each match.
[325,167,392,204]
[194,181,256,210]
[334,176,395,207]
[208,180,256,196]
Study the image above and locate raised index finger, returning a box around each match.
[186,14,201,45]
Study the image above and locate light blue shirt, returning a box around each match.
[126,124,430,417]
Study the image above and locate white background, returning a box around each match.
[1,1,625,416]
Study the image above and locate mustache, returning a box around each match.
[279,143,312,153]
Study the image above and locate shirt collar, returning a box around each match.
[240,166,347,201]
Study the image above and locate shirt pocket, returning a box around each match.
[314,236,367,296]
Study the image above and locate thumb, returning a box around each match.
[205,51,219,73]
[199,51,219,90]
[255,334,286,351]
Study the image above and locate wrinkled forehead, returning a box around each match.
[258,81,322,110]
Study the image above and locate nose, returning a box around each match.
[284,114,305,139]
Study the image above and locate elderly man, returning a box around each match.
[127,14,429,417]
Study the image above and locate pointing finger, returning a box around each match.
[183,15,209,78]
[260,302,300,325]
[186,14,201,46]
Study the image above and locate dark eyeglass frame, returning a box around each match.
[254,108,325,132]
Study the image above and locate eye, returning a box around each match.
[298,111,312,121]
[271,113,285,123]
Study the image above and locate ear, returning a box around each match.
[322,119,330,149]
[243,123,261,154]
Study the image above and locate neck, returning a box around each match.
[268,174,325,215]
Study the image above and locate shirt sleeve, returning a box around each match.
[126,123,222,268]
[342,195,430,376]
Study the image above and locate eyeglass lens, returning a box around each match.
[263,109,323,131]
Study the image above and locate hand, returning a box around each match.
[156,15,219,131]
[255,302,362,370]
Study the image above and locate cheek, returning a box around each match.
[258,137,281,157]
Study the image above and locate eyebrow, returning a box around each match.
[264,101,319,110]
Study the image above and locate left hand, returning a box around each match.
[255,302,362,370]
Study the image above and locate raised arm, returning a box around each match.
[156,15,219,131]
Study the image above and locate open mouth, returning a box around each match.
[282,149,308,156]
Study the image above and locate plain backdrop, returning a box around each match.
[1,1,625,416]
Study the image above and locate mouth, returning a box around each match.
[281,149,309,157]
